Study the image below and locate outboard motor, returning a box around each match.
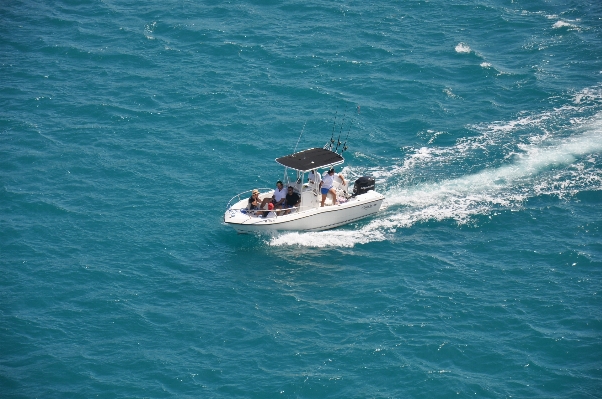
[352,176,376,196]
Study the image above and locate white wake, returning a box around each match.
[269,92,602,248]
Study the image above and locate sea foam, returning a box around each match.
[269,107,602,248]
[553,20,576,29]
[455,43,471,53]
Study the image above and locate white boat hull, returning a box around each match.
[224,191,384,233]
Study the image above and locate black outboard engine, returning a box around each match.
[352,176,376,196]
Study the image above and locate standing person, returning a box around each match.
[261,180,287,211]
[320,168,345,207]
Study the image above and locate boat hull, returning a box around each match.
[224,191,384,233]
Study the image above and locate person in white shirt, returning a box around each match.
[320,168,345,207]
[261,180,287,212]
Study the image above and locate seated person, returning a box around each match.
[262,202,276,218]
[260,180,287,211]
[247,189,261,214]
[284,186,301,214]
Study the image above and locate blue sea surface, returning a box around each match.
[1,0,601,397]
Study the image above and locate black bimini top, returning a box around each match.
[275,147,344,172]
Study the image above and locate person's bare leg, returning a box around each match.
[329,188,337,205]
[321,194,326,207]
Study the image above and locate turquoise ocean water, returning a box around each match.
[2,0,601,397]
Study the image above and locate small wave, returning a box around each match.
[455,43,471,54]
[552,20,578,30]
[144,21,157,40]
[573,87,602,104]
[443,87,460,99]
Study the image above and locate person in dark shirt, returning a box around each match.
[247,189,261,214]
[284,186,301,215]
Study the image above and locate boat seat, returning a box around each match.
[300,190,318,211]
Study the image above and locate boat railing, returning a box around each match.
[225,188,304,218]
[225,188,273,210]
[241,205,302,219]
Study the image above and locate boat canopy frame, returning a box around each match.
[275,147,344,172]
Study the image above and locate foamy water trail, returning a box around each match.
[388,127,602,212]
[268,106,602,248]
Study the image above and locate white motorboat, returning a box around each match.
[224,147,385,233]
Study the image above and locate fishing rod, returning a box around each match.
[340,120,352,155]
[293,120,307,154]
[328,106,338,150]
[340,105,360,154]
[334,105,348,152]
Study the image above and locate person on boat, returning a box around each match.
[283,186,301,215]
[308,170,317,183]
[320,168,345,207]
[261,180,287,211]
[247,189,261,214]
[262,202,276,218]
